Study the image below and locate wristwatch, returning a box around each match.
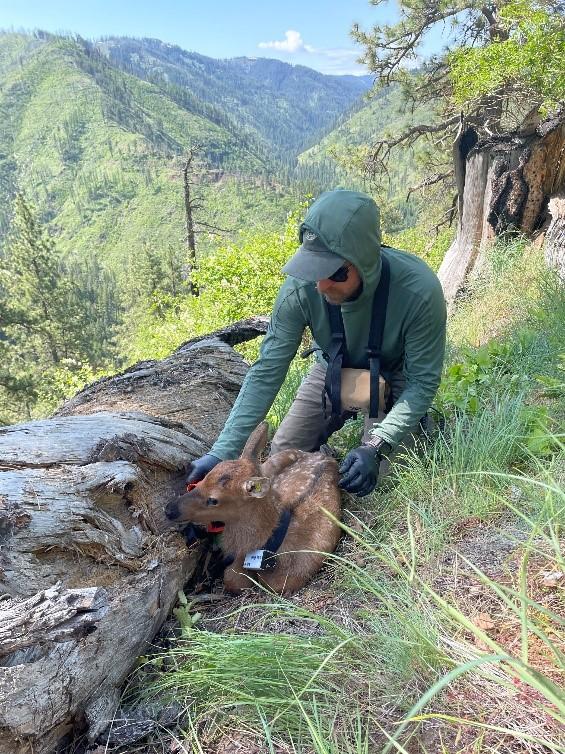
[363,436,392,457]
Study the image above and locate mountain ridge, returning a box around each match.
[0,30,376,282]
[96,36,372,160]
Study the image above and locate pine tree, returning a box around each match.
[0,194,120,421]
[352,0,564,194]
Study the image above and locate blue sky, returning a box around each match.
[0,1,448,75]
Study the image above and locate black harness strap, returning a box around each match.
[324,254,390,422]
[367,255,390,418]
[324,304,347,418]
[263,508,292,553]
[221,554,235,570]
[223,509,292,575]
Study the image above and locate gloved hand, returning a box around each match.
[181,523,208,546]
[186,453,221,484]
[338,445,380,497]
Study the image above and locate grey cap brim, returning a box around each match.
[282,246,345,282]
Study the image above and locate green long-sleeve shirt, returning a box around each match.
[211,190,446,460]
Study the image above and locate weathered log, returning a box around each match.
[438,109,565,305]
[0,319,266,753]
[56,316,269,434]
[0,583,108,657]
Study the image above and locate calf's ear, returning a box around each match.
[240,422,269,462]
[243,476,271,498]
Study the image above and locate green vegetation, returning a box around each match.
[99,36,371,163]
[0,32,291,255]
[127,239,564,753]
[0,176,450,421]
[0,30,370,266]
[0,30,376,420]
[384,224,453,272]
[0,29,461,424]
[143,624,352,740]
[0,194,118,423]
[450,0,565,115]
[298,85,439,232]
[124,204,453,405]
[350,0,565,223]
[0,30,387,421]
[123,205,305,363]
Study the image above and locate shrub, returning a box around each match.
[125,204,308,363]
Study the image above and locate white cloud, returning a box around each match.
[258,30,311,53]
[258,30,368,76]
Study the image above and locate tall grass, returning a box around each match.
[372,391,543,557]
[143,627,354,735]
[133,241,563,753]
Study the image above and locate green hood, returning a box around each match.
[300,189,382,306]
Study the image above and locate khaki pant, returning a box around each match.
[271,363,422,477]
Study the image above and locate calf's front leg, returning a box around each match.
[223,557,259,594]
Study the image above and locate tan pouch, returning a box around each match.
[340,368,389,414]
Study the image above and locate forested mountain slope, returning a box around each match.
[0,31,376,278]
[0,29,407,422]
[298,85,438,230]
[0,32,294,273]
[97,37,372,161]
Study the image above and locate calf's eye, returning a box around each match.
[206,497,219,506]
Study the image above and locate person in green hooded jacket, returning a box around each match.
[187,189,447,496]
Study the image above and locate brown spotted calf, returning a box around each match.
[165,422,341,595]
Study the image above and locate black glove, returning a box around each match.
[339,445,382,497]
[186,453,221,484]
[181,523,208,546]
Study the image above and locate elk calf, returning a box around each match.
[165,422,341,595]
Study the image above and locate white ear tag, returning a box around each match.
[243,549,264,570]
[243,549,277,571]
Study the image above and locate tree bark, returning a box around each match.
[544,193,565,282]
[0,318,267,753]
[438,109,565,305]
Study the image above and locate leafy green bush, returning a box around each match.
[125,204,308,363]
[435,337,532,416]
[33,359,101,417]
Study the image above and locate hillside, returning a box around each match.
[0,32,292,273]
[97,37,372,161]
[298,85,439,230]
[0,30,381,420]
[0,30,449,422]
[0,31,377,281]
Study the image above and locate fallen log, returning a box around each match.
[0,317,268,754]
[55,316,269,432]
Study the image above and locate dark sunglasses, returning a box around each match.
[327,263,351,283]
